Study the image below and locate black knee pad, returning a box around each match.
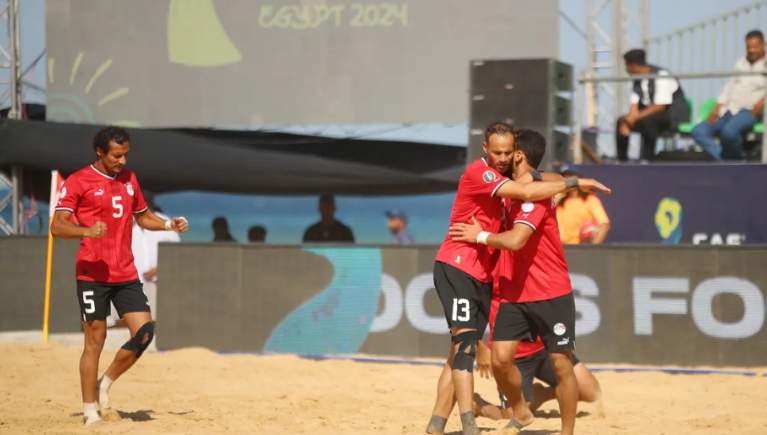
[121,322,154,358]
[452,331,478,372]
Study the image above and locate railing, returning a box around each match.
[644,1,767,112]
[574,71,767,164]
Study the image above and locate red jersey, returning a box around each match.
[487,239,545,358]
[55,165,148,283]
[435,158,510,282]
[499,196,573,303]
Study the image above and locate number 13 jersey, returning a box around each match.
[55,165,148,283]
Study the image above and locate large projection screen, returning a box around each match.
[46,0,559,127]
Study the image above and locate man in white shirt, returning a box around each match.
[130,193,180,321]
[691,30,766,161]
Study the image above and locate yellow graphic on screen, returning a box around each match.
[167,0,242,67]
[47,52,140,127]
[655,197,682,244]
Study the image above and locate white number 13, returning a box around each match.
[112,196,123,218]
[451,298,470,322]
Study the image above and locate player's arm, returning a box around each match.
[131,177,188,233]
[50,210,105,239]
[494,177,609,202]
[134,209,188,233]
[482,224,534,251]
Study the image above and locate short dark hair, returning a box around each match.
[93,126,130,154]
[484,122,514,143]
[319,194,335,204]
[212,216,229,229]
[746,30,764,41]
[514,129,547,169]
[623,49,647,66]
[248,225,266,241]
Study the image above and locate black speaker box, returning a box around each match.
[470,59,574,94]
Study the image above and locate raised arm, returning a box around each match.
[494,177,609,202]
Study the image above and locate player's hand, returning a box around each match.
[84,221,107,239]
[577,178,611,195]
[476,341,492,379]
[449,216,484,243]
[171,217,189,233]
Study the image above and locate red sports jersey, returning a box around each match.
[499,196,573,303]
[55,165,148,283]
[435,158,510,282]
[487,248,545,358]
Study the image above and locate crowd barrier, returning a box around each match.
[2,239,766,367]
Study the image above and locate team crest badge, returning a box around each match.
[482,170,496,183]
[521,202,534,213]
[125,182,135,196]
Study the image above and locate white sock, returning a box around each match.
[83,402,100,421]
[100,375,114,391]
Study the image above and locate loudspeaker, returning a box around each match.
[467,59,574,171]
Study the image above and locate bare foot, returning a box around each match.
[498,408,534,435]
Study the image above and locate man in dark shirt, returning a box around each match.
[302,194,355,243]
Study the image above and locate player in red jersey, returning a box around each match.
[51,126,189,426]
[424,123,610,435]
[472,255,603,420]
[449,129,604,435]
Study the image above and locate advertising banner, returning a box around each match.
[46,0,558,127]
[156,244,767,367]
[573,164,767,245]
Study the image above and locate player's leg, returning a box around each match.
[532,294,578,435]
[490,303,534,433]
[98,281,153,414]
[528,351,559,412]
[76,281,111,426]
[474,351,539,421]
[424,262,460,435]
[572,355,604,417]
[472,391,512,420]
[429,262,483,435]
[424,347,457,434]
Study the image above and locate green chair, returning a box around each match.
[697,98,719,123]
[677,97,695,134]
[754,122,764,134]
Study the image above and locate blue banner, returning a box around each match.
[579,164,767,245]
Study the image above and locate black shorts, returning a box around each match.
[76,280,150,322]
[497,350,582,406]
[492,293,576,354]
[433,261,492,337]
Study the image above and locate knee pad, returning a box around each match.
[121,322,154,358]
[452,331,478,372]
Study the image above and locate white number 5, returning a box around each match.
[451,298,470,322]
[82,290,95,314]
[112,196,123,218]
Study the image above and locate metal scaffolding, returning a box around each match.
[584,0,650,138]
[0,0,22,235]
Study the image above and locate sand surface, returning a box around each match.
[1,339,765,435]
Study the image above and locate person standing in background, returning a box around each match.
[212,216,237,242]
[385,210,414,245]
[556,165,610,245]
[302,194,355,243]
[248,225,267,243]
[131,192,181,322]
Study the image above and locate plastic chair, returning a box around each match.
[697,98,719,123]
[677,97,695,134]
